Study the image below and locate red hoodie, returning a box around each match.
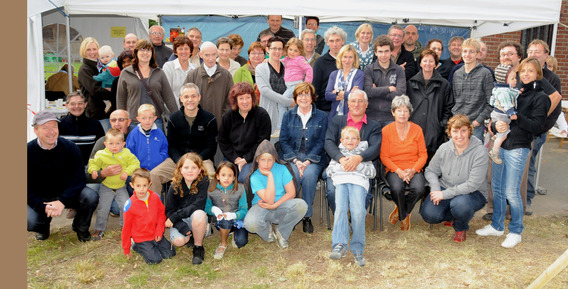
[121,191,166,255]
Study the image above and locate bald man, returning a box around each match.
[403,25,422,61]
[123,33,138,51]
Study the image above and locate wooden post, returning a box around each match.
[527,249,568,289]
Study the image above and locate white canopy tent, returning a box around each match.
[28,0,563,140]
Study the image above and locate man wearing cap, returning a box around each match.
[28,110,99,242]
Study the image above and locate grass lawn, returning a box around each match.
[27,213,568,288]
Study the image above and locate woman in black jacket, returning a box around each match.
[77,37,113,128]
[476,57,550,249]
[407,49,454,163]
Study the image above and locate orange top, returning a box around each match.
[380,122,428,173]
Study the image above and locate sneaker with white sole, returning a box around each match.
[354,254,366,267]
[475,224,504,236]
[329,243,347,259]
[501,233,522,248]
[267,226,276,243]
[273,226,289,249]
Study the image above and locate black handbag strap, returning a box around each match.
[135,67,163,116]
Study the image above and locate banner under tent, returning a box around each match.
[27,0,563,141]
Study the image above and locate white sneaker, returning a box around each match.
[475,224,504,236]
[501,233,522,248]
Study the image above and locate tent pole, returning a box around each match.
[550,23,558,56]
[66,14,72,95]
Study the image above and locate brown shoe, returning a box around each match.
[389,205,399,225]
[453,231,466,242]
[401,213,411,231]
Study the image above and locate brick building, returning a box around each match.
[481,0,568,99]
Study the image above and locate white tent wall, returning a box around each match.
[28,0,563,141]
[63,0,562,38]
[42,12,149,62]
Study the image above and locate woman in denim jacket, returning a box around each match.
[278,82,328,233]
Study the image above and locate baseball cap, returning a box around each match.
[32,110,60,126]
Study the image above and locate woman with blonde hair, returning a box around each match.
[77,37,113,127]
[325,44,365,122]
[350,23,374,71]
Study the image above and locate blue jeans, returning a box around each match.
[473,125,485,144]
[243,199,307,242]
[237,162,253,184]
[290,161,323,218]
[421,189,486,231]
[491,148,529,234]
[325,172,372,213]
[216,219,249,248]
[332,183,367,255]
[132,237,175,264]
[527,132,547,205]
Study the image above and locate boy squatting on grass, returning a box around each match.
[122,168,176,264]
[88,128,140,240]
[326,126,376,267]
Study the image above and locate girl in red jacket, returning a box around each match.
[121,168,176,264]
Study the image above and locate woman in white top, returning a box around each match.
[163,36,196,107]
[217,37,241,76]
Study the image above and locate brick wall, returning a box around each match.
[481,1,568,99]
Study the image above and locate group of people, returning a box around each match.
[30,15,563,267]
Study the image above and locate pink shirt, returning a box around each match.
[346,113,368,131]
[281,56,313,83]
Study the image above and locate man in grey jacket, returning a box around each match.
[451,38,494,143]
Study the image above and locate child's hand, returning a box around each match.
[155,235,162,242]
[120,172,128,181]
[125,252,132,259]
[91,171,98,179]
[165,218,173,228]
[510,114,518,120]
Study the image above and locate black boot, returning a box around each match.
[192,245,205,265]
[302,217,313,234]
[185,235,195,248]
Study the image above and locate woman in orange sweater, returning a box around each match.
[380,94,428,231]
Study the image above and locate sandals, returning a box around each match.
[489,149,502,165]
[213,243,227,260]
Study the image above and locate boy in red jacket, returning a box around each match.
[122,168,175,264]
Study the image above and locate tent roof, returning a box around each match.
[61,0,563,38]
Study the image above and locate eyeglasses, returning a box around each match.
[139,48,152,53]
[150,32,164,36]
[500,52,516,58]
[67,102,85,106]
[250,52,264,56]
[110,118,127,123]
